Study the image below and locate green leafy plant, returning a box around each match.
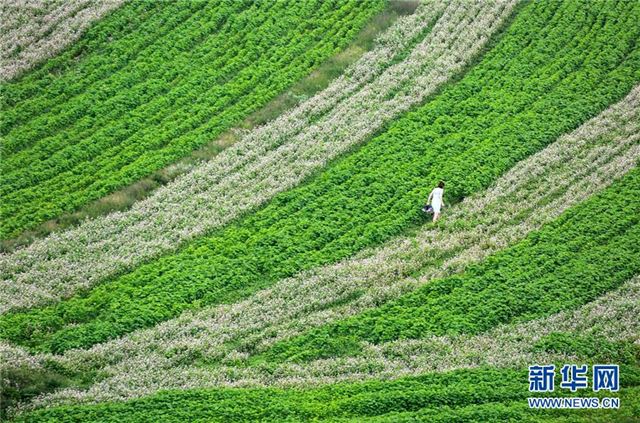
[1,0,637,354]
[11,365,640,422]
[0,0,383,238]
[261,168,640,363]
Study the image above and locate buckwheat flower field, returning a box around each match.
[1,1,639,421]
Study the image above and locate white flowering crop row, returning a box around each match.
[0,0,517,312]
[199,274,640,390]
[3,0,387,237]
[6,86,637,411]
[24,274,640,411]
[0,0,124,81]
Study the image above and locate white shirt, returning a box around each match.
[430,187,443,207]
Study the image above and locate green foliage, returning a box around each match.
[1,0,638,354]
[0,366,70,420]
[0,1,410,253]
[533,333,640,366]
[262,169,640,362]
[11,365,640,422]
[0,0,383,238]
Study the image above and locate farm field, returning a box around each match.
[1,0,125,81]
[1,0,639,422]
[0,0,383,238]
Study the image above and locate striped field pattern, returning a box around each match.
[1,1,639,421]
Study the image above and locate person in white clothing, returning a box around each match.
[427,180,445,222]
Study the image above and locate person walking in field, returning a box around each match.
[426,180,445,222]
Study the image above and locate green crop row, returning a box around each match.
[1,0,359,156]
[11,363,640,422]
[2,1,190,113]
[1,0,638,354]
[2,0,254,153]
[0,0,382,238]
[260,167,640,363]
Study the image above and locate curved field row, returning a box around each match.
[0,0,383,238]
[15,365,640,422]
[262,166,640,363]
[0,0,124,81]
[12,274,640,419]
[1,83,637,412]
[32,274,638,413]
[0,0,508,311]
[1,0,637,354]
[14,366,640,423]
[1,0,360,160]
[82,86,640,371]
[247,275,640,389]
[2,1,203,114]
[1,0,380,206]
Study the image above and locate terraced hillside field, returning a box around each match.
[1,0,639,422]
